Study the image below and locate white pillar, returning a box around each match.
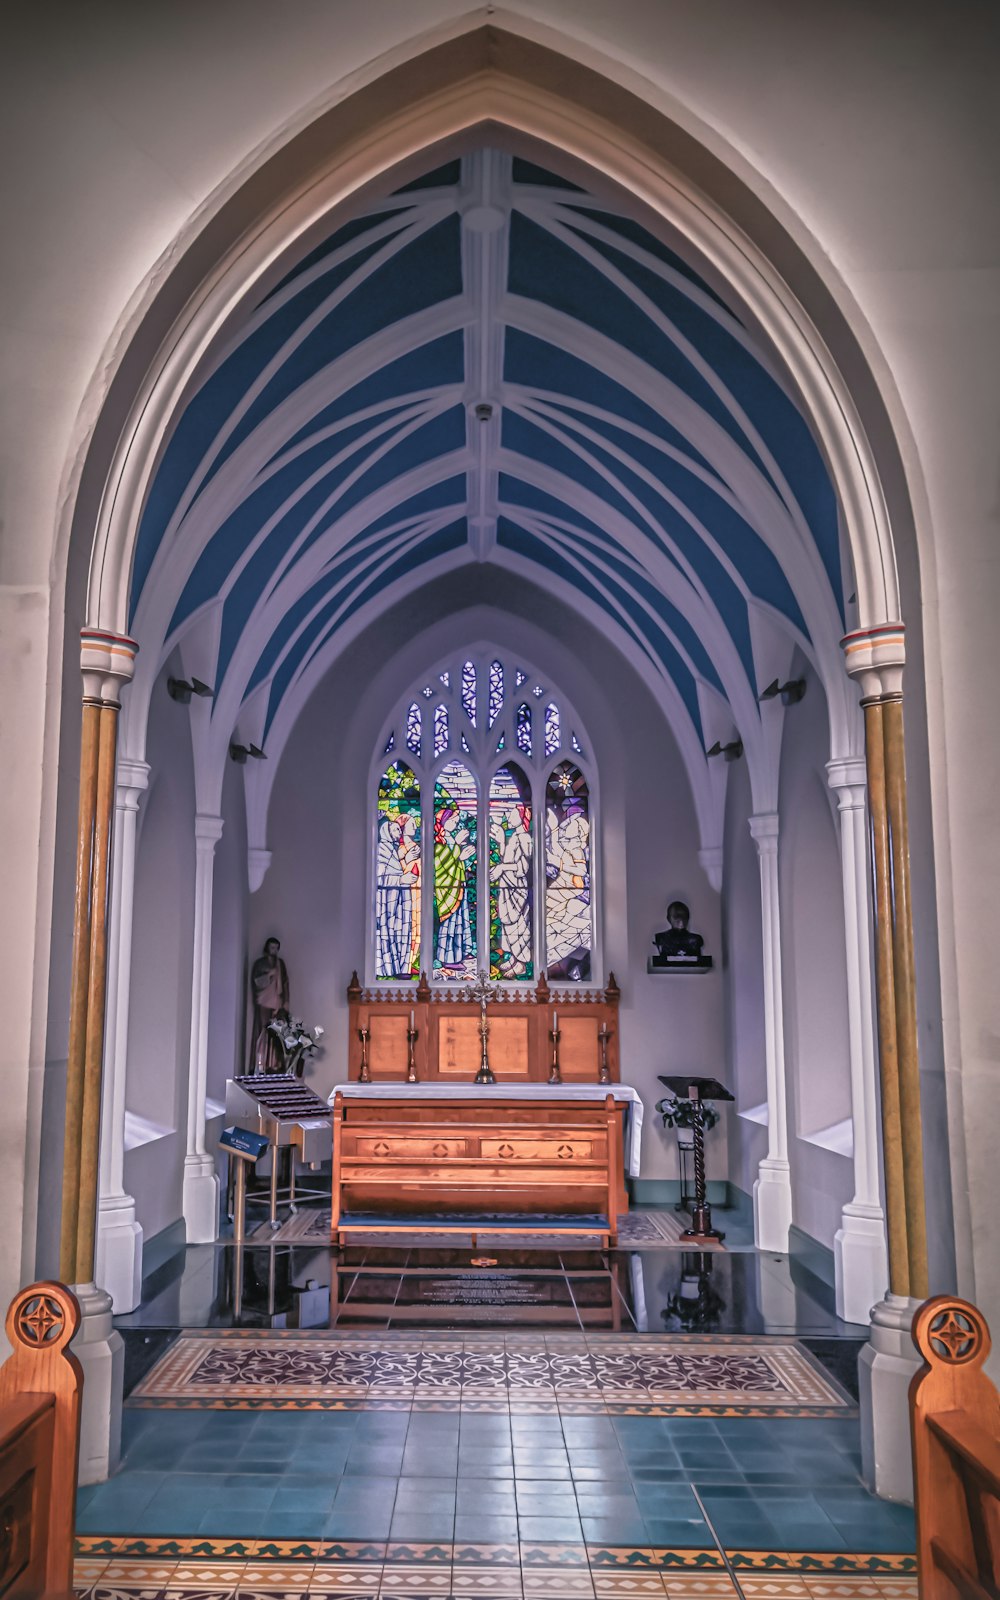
[828,758,889,1325]
[182,813,223,1243]
[749,812,792,1251]
[95,758,148,1313]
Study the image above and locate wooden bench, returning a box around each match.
[0,1282,82,1600]
[910,1294,1000,1600]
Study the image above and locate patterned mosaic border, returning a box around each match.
[75,1538,916,1572]
[129,1333,850,1416]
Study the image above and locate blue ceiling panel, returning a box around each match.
[274,331,464,462]
[263,209,412,302]
[500,409,640,526]
[296,405,467,539]
[501,329,721,482]
[207,215,463,488]
[562,206,737,315]
[496,517,703,737]
[132,148,846,749]
[508,211,761,465]
[262,517,468,736]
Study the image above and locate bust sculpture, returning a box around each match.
[650,901,712,970]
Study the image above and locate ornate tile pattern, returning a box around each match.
[129,1334,848,1415]
[74,1548,918,1600]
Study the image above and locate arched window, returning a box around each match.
[371,654,597,983]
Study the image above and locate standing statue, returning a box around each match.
[250,935,290,1072]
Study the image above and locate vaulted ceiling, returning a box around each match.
[130,145,847,814]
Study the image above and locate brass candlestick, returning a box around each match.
[406,1027,418,1083]
[548,1028,562,1085]
[471,969,499,1084]
[357,1025,371,1084]
[598,1024,612,1084]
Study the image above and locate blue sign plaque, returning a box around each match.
[220,1125,270,1160]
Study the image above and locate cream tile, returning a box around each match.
[803,1579,881,1599]
[739,1579,811,1598]
[592,1573,667,1595]
[237,1563,315,1589]
[660,1579,738,1600]
[95,1562,180,1586]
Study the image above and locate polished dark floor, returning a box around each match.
[116,1206,866,1345]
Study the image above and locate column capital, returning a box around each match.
[81,629,138,706]
[826,756,867,806]
[116,757,150,809]
[194,813,224,851]
[841,623,905,703]
[749,811,779,850]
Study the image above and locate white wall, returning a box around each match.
[721,756,767,1202]
[778,662,853,1249]
[248,569,727,1184]
[206,759,249,1102]
[123,667,195,1245]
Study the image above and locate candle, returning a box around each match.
[553,1011,558,1030]
[409,1008,415,1030]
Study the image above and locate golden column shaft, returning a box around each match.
[59,632,137,1288]
[59,701,103,1283]
[846,625,929,1304]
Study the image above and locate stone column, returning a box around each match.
[827,757,889,1326]
[182,813,224,1243]
[59,628,137,1484]
[95,758,149,1313]
[749,811,792,1251]
[843,624,929,1504]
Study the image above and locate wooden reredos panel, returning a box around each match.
[346,972,620,1084]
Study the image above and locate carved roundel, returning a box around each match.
[928,1305,984,1364]
[7,1283,78,1353]
[913,1295,990,1369]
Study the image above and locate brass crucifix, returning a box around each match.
[471,968,500,1084]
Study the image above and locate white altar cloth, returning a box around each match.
[329,1082,644,1177]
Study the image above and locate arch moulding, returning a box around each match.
[77,22,905,649]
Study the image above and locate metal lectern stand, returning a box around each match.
[657,1076,734,1242]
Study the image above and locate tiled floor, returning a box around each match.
[84,1218,914,1596]
[78,1404,915,1552]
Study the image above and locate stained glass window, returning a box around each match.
[516,702,532,756]
[373,657,596,985]
[433,761,478,980]
[375,762,421,979]
[544,702,560,756]
[545,761,591,982]
[406,702,421,757]
[434,703,449,755]
[461,660,476,724]
[489,764,533,979]
[488,659,503,726]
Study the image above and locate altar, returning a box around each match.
[329,1084,642,1247]
[332,972,637,1245]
